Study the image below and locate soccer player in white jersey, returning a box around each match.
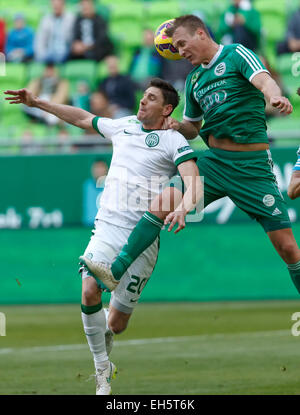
[4,78,201,395]
[288,147,300,200]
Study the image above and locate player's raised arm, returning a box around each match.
[165,159,202,233]
[251,72,293,115]
[162,117,202,140]
[4,88,96,130]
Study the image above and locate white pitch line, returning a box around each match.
[0,329,291,355]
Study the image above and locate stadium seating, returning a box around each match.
[109,2,144,48]
[0,0,299,147]
[145,2,181,31]
[62,60,99,94]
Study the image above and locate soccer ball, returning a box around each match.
[154,19,182,60]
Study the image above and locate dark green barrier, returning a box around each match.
[0,147,299,229]
[0,223,299,304]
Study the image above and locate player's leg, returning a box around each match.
[267,228,300,293]
[110,186,183,281]
[80,221,119,394]
[80,273,117,395]
[103,234,160,355]
[107,304,132,334]
[79,186,180,288]
[219,147,300,295]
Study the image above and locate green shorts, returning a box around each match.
[169,148,291,232]
[194,148,291,232]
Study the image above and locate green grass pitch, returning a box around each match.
[1,301,300,395]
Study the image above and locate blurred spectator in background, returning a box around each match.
[72,80,91,111]
[24,63,69,125]
[129,28,163,89]
[0,17,6,54]
[161,59,193,92]
[89,91,113,119]
[277,3,300,54]
[6,14,34,63]
[82,159,108,227]
[71,0,113,62]
[219,0,261,52]
[34,0,75,63]
[98,55,136,118]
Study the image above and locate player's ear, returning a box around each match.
[163,104,173,117]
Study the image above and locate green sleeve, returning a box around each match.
[183,75,203,121]
[232,44,269,82]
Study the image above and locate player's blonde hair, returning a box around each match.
[165,15,211,38]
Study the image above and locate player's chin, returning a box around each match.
[137,110,146,121]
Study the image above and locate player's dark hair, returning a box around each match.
[148,77,180,115]
[165,14,211,38]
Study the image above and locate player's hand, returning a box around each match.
[270,96,293,115]
[4,88,36,107]
[164,210,186,234]
[162,116,180,131]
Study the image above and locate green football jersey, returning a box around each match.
[184,43,270,145]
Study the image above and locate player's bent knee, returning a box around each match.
[276,241,299,263]
[81,278,101,305]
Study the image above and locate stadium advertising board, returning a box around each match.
[0,148,299,229]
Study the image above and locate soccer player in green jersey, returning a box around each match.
[82,14,300,297]
[288,88,300,200]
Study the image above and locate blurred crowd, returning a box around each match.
[0,0,299,134]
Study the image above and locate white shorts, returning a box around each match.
[81,219,159,313]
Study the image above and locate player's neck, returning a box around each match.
[202,41,221,66]
[142,120,164,131]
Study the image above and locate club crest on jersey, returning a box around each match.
[263,194,275,207]
[145,133,159,147]
[191,71,200,84]
[214,62,226,76]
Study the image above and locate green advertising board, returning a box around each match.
[0,147,299,229]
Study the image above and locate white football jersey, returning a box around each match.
[92,115,196,229]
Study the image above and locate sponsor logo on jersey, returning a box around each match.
[86,252,93,259]
[128,119,141,124]
[124,129,133,135]
[191,71,200,84]
[214,62,226,76]
[178,145,192,154]
[198,80,226,96]
[263,194,275,207]
[145,133,159,147]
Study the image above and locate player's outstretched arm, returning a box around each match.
[251,72,293,115]
[4,88,95,130]
[165,159,202,233]
[162,117,201,140]
[288,171,300,200]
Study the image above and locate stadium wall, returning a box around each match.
[0,147,299,229]
[0,147,299,304]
